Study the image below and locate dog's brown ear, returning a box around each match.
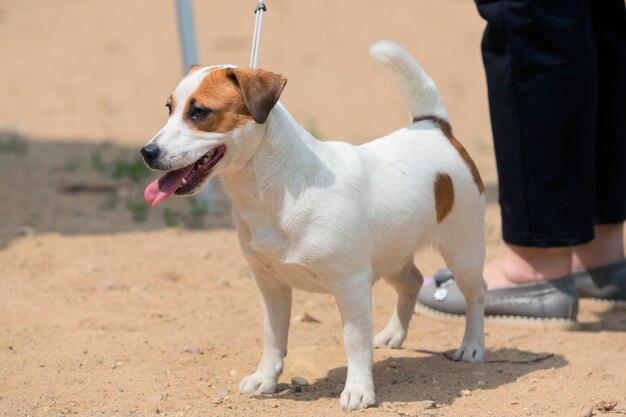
[226,68,287,124]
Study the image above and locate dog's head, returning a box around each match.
[142,65,287,207]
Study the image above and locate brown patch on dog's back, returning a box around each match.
[184,69,253,133]
[434,172,454,222]
[414,116,485,194]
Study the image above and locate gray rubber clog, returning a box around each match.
[574,259,626,305]
[415,269,579,329]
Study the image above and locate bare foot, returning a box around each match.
[483,244,573,290]
[572,224,624,271]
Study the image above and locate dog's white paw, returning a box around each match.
[373,328,406,349]
[453,340,484,363]
[339,383,376,410]
[239,372,278,395]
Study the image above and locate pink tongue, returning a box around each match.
[144,164,194,207]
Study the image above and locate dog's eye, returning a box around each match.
[190,106,211,121]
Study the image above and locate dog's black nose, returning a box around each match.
[141,144,161,161]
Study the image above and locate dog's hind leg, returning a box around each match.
[239,269,292,395]
[374,260,422,349]
[438,227,487,363]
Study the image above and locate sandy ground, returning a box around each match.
[0,0,625,416]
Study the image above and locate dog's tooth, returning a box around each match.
[203,157,209,164]
[181,178,187,185]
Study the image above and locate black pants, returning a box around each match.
[476,0,626,247]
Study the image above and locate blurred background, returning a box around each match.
[0,0,498,247]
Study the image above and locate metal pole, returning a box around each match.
[249,1,267,68]
[175,0,199,72]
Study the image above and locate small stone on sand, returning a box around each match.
[421,400,437,409]
[291,376,309,386]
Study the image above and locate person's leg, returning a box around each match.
[573,0,626,271]
[417,0,622,317]
[485,245,572,289]
[476,0,597,289]
[573,224,624,271]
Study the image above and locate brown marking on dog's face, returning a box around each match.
[414,116,485,194]
[183,69,253,133]
[434,172,454,222]
[183,68,287,133]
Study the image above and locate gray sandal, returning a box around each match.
[574,259,626,305]
[415,270,579,329]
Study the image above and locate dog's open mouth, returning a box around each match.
[144,145,226,207]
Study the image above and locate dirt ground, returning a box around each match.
[0,1,625,416]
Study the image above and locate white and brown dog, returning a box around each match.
[142,41,487,410]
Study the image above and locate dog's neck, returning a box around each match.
[221,103,326,223]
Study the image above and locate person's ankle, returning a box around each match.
[572,223,625,271]
[484,244,573,290]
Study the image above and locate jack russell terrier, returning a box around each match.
[141,40,487,410]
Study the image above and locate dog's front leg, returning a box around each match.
[239,270,292,395]
[332,271,376,410]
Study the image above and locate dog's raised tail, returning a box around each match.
[369,40,448,122]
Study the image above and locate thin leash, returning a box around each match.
[249,0,267,69]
